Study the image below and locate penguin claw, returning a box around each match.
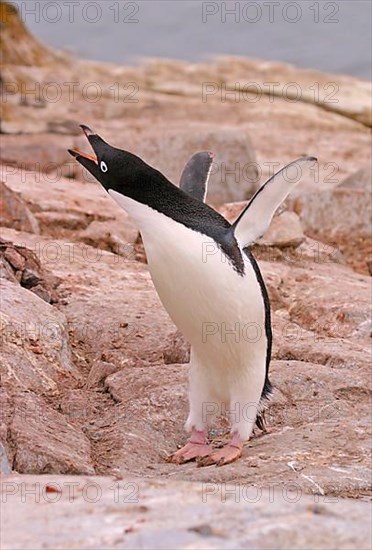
[168,442,213,464]
[197,445,242,467]
[253,425,279,438]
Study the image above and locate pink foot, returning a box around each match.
[197,431,243,467]
[169,430,213,464]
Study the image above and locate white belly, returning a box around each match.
[109,191,267,374]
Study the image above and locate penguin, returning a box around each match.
[69,125,317,466]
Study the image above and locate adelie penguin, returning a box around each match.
[69,126,317,466]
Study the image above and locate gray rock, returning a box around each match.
[338,164,371,190]
[257,211,305,249]
[0,240,60,303]
[1,278,81,396]
[292,188,371,240]
[0,277,94,475]
[0,181,40,234]
[1,475,371,549]
[47,120,82,135]
[0,142,73,173]
[163,330,190,365]
[0,165,139,246]
[86,360,120,388]
[3,247,25,271]
[35,211,90,231]
[0,1,64,66]
[0,442,12,475]
[21,267,41,288]
[0,257,18,283]
[9,392,94,475]
[120,530,241,549]
[30,283,53,303]
[79,219,138,257]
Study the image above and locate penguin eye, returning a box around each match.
[100,161,108,173]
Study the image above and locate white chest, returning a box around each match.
[109,191,267,365]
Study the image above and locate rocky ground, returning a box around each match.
[2,475,371,550]
[0,2,371,549]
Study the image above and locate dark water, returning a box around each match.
[11,0,372,79]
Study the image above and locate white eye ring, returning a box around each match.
[100,161,108,173]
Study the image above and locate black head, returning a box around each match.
[68,125,244,274]
[68,125,164,194]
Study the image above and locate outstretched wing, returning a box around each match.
[179,151,214,202]
[233,157,317,248]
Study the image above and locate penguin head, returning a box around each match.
[68,125,151,194]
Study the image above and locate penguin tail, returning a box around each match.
[255,378,273,431]
[261,377,273,401]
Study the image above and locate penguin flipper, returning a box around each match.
[233,157,317,248]
[179,151,214,202]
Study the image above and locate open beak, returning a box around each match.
[68,124,112,183]
[68,125,98,164]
